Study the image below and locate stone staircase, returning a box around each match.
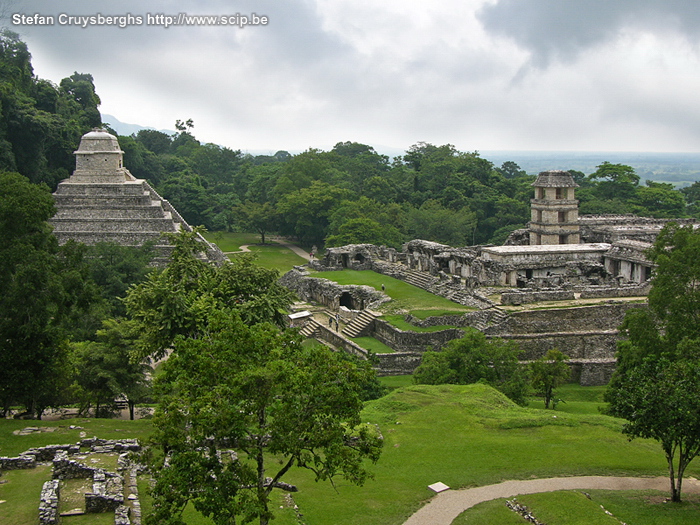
[50,180,225,264]
[342,310,379,338]
[402,269,437,290]
[471,307,509,331]
[299,318,321,338]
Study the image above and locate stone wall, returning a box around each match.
[374,352,422,375]
[373,319,464,353]
[313,324,369,359]
[500,289,575,305]
[39,480,60,525]
[279,269,389,311]
[485,303,638,336]
[85,469,124,513]
[579,284,650,298]
[500,331,619,361]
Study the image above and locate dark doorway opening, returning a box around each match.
[339,292,355,309]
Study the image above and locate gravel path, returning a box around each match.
[403,476,700,525]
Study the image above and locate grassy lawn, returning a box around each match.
[201,231,260,252]
[3,385,696,525]
[529,383,608,414]
[379,374,414,391]
[352,336,396,353]
[284,383,697,525]
[202,231,306,273]
[0,417,153,458]
[317,270,473,314]
[0,464,52,525]
[455,490,700,525]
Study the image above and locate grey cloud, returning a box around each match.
[478,0,700,67]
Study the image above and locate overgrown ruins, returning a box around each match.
[49,128,224,264]
[282,170,698,385]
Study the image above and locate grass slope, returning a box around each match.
[316,270,473,314]
[202,232,306,273]
[286,383,695,525]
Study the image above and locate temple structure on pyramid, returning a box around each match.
[49,128,225,263]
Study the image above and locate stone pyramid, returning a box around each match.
[50,129,224,263]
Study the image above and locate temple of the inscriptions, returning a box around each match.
[49,129,224,263]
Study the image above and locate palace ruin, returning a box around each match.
[283,170,698,384]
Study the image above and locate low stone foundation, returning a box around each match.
[39,480,60,525]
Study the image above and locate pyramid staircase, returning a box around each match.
[342,310,379,338]
[50,180,224,264]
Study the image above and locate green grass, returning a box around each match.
[0,465,52,525]
[201,231,260,252]
[378,375,414,391]
[3,385,698,525]
[352,336,396,353]
[202,231,306,273]
[237,244,306,273]
[529,383,609,415]
[316,270,473,314]
[0,418,153,458]
[455,490,700,525]
[284,383,696,525]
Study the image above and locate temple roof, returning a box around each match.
[532,170,579,188]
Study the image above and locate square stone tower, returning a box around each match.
[529,170,581,245]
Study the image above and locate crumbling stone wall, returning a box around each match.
[85,469,124,513]
[374,352,422,376]
[373,319,463,353]
[501,289,575,306]
[279,268,389,311]
[39,480,60,525]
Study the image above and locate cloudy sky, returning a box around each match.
[7,0,700,154]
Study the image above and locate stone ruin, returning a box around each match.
[49,128,225,265]
[283,170,697,385]
[1,438,142,525]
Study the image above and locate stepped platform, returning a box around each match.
[49,128,225,264]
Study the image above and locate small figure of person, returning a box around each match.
[381,283,385,292]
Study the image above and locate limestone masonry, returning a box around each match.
[49,128,224,264]
[283,170,698,384]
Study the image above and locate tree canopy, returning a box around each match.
[148,314,383,525]
[606,223,700,502]
[413,328,529,406]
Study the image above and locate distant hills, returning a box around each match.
[101,113,700,186]
[101,114,176,138]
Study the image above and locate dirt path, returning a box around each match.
[223,244,252,255]
[403,476,700,525]
[268,237,312,261]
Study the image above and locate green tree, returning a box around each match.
[607,355,700,502]
[70,326,150,419]
[123,229,296,360]
[234,201,278,244]
[406,199,477,247]
[276,180,350,245]
[0,172,64,416]
[530,349,570,409]
[147,312,382,525]
[413,328,529,405]
[325,217,403,249]
[606,223,700,502]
